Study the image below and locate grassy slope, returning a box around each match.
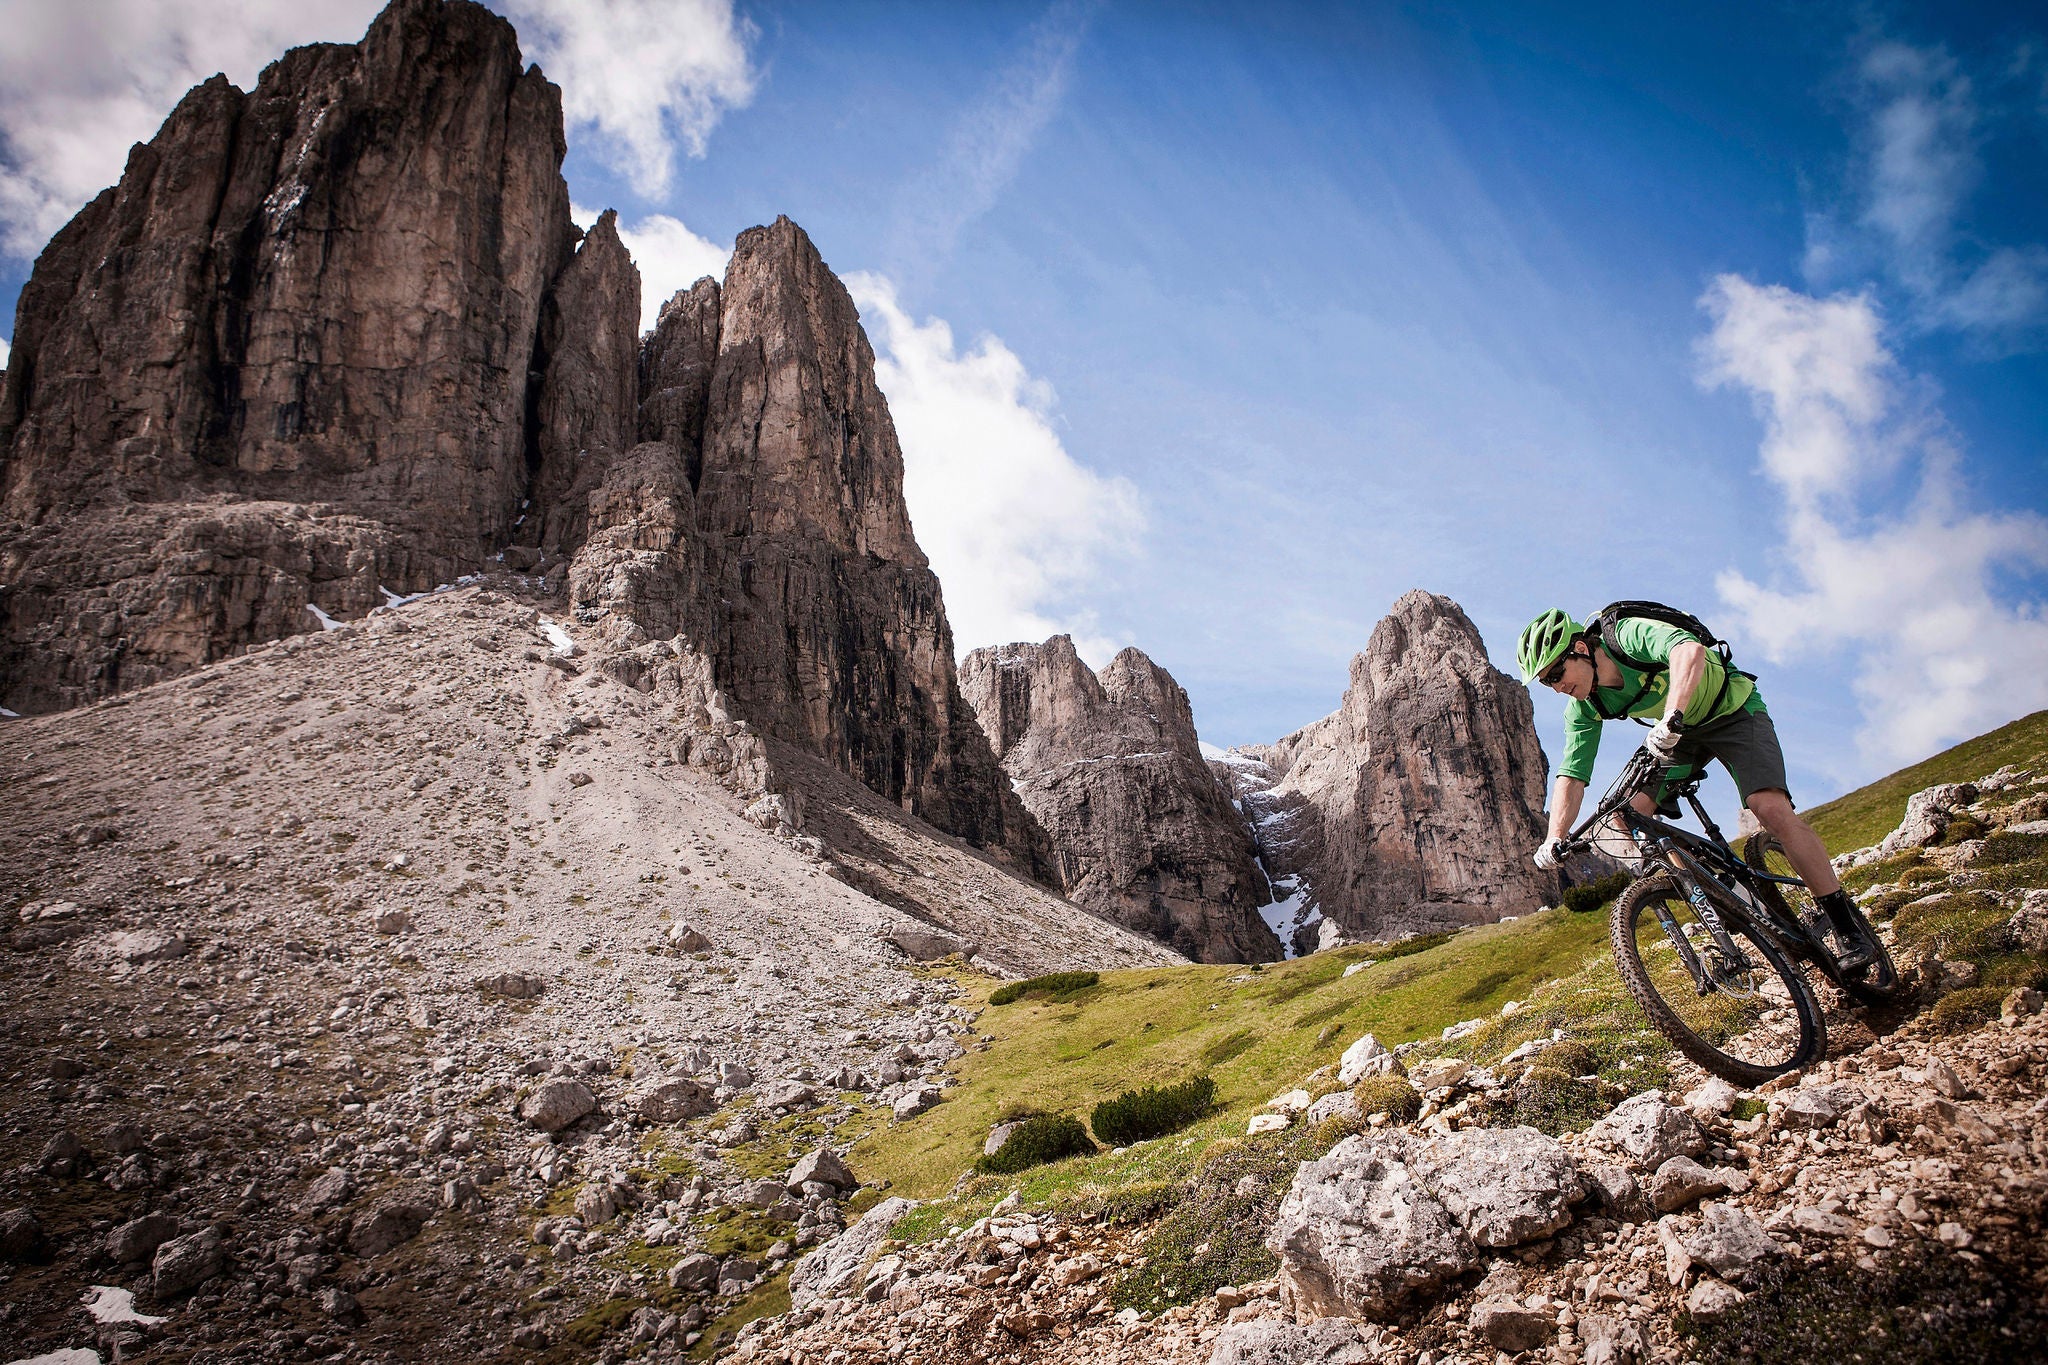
[852,906,1610,1201]
[1805,708,2048,854]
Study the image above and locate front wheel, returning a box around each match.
[1742,832,1901,1006]
[1611,871,1825,1086]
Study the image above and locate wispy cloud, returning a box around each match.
[1700,274,2048,772]
[0,0,383,259]
[847,272,1142,663]
[502,0,756,200]
[888,0,1094,277]
[1805,36,2048,349]
[572,204,730,336]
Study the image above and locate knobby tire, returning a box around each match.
[1610,870,1825,1086]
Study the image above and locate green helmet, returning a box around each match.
[1517,609,1582,682]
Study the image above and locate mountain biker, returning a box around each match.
[1515,607,1878,972]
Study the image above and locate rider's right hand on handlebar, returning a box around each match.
[1533,837,1565,871]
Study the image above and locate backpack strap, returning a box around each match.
[1591,609,1742,726]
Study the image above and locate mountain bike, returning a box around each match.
[1551,746,1900,1086]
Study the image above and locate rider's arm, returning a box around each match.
[1548,775,1586,842]
[1663,640,1707,724]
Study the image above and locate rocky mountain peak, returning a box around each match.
[1244,589,1557,945]
[961,637,1281,963]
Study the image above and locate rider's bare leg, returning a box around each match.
[1744,788,1841,896]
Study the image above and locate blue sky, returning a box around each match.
[2,0,2045,823]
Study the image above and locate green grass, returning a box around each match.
[1804,707,2048,854]
[848,907,1611,1204]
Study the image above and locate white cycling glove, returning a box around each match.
[1533,838,1564,871]
[1645,717,1685,762]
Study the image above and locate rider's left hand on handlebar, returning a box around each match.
[1645,717,1684,762]
[1533,837,1564,871]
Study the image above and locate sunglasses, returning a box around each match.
[1538,653,1574,687]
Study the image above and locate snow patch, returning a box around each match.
[8,1350,102,1365]
[305,604,342,631]
[1198,740,1261,768]
[539,617,577,656]
[0,707,19,718]
[81,1285,164,1327]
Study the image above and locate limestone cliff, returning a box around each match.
[1232,591,1557,945]
[0,0,579,711]
[960,636,1281,962]
[564,221,1048,874]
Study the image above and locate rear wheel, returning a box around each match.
[1742,832,1901,1006]
[1610,871,1825,1085]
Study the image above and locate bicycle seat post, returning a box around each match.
[1684,792,1726,848]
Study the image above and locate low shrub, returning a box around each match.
[1111,1128,1317,1312]
[1562,872,1631,914]
[1926,985,2007,1034]
[1512,1065,1607,1136]
[1310,1110,1368,1153]
[1938,814,1989,846]
[1091,1075,1217,1147]
[988,971,1100,1006]
[1542,1040,1598,1076]
[1357,930,1457,963]
[1972,829,2048,866]
[975,1113,1095,1174]
[1892,893,2011,962]
[1351,1075,1421,1122]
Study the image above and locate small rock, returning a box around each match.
[1921,1058,1967,1099]
[518,1079,598,1133]
[566,771,594,787]
[1773,1082,1862,1129]
[892,1086,940,1120]
[476,971,546,1000]
[370,906,411,934]
[1052,1253,1104,1286]
[1684,1077,1739,1117]
[1589,1090,1707,1170]
[1408,1057,1469,1092]
[758,1078,818,1110]
[983,1122,1019,1157]
[884,924,973,961]
[636,1077,715,1124]
[1247,1113,1291,1134]
[1206,1318,1374,1364]
[350,1201,431,1258]
[320,1286,361,1321]
[1338,1033,1396,1085]
[38,1130,86,1177]
[0,1207,49,1263]
[112,929,188,963]
[668,924,713,953]
[299,1167,355,1213]
[1678,1202,1783,1282]
[1650,1156,1734,1212]
[1304,1091,1361,1126]
[107,1213,181,1264]
[1580,1313,1646,1365]
[668,1252,719,1290]
[1791,1206,1856,1238]
[1472,1297,1554,1352]
[1266,1088,1312,1114]
[787,1148,854,1191]
[152,1227,225,1296]
[1684,1277,1746,1320]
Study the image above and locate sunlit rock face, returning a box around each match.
[961,634,1282,963]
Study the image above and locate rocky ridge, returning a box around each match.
[960,637,1281,963]
[0,0,1042,877]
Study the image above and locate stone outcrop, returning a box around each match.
[1225,591,1556,945]
[959,636,1280,961]
[0,1,1039,875]
[0,0,581,712]
[564,220,1047,872]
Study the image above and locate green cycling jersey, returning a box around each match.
[1558,617,1766,784]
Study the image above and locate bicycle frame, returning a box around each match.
[1561,748,1830,991]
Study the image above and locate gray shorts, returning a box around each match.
[1658,708,1791,809]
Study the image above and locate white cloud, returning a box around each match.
[0,0,384,259]
[0,333,9,369]
[846,272,1143,662]
[1810,37,2048,346]
[502,0,756,199]
[890,0,1092,274]
[572,204,729,336]
[1700,274,2048,770]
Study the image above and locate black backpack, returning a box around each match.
[1584,600,1750,724]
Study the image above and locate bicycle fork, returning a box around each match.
[1634,833,1753,996]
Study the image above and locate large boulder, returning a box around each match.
[151,1227,225,1296]
[1207,1318,1376,1365]
[788,1196,917,1309]
[1877,783,1978,857]
[1408,1126,1583,1247]
[1588,1090,1706,1171]
[1266,1134,1478,1319]
[635,1078,715,1124]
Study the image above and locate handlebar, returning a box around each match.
[1553,746,1677,858]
